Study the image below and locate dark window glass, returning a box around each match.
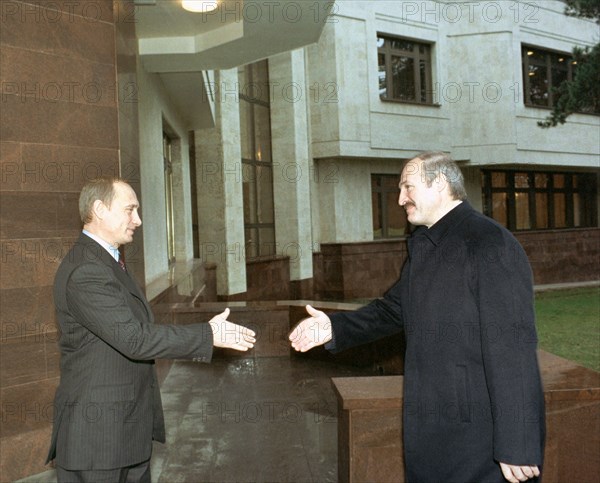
[515,172,530,188]
[491,172,506,188]
[483,169,598,231]
[535,173,548,188]
[515,192,531,230]
[554,193,567,228]
[371,174,408,238]
[239,60,275,259]
[492,192,508,227]
[391,56,415,101]
[521,45,592,110]
[378,34,433,104]
[535,193,549,228]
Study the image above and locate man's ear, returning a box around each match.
[434,173,448,193]
[91,199,105,220]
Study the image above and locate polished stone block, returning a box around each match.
[0,237,72,290]
[0,285,55,336]
[9,0,115,23]
[0,378,58,438]
[1,94,119,150]
[1,1,116,65]
[19,143,120,192]
[538,350,600,482]
[516,229,600,285]
[1,426,53,482]
[312,231,600,300]
[319,241,408,300]
[332,376,404,483]
[0,44,117,108]
[1,193,80,239]
[0,2,126,480]
[246,255,291,301]
[331,351,600,483]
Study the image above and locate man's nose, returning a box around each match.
[398,189,408,206]
[133,210,142,226]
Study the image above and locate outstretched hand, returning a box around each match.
[209,308,256,352]
[289,304,333,352]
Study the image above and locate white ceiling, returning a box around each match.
[134,0,332,72]
[135,0,241,38]
[133,0,331,130]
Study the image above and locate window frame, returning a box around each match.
[239,60,276,260]
[522,44,575,109]
[482,168,598,231]
[162,129,176,266]
[377,33,434,105]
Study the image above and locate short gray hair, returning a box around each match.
[413,151,467,201]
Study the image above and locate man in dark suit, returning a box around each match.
[47,177,256,483]
[290,152,545,483]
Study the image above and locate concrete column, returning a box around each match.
[171,136,194,262]
[270,50,314,286]
[317,158,373,243]
[195,68,246,296]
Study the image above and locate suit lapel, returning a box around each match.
[78,234,153,322]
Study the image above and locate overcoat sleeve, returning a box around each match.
[327,277,404,354]
[475,230,545,466]
[65,261,214,361]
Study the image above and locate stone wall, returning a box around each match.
[313,228,600,301]
[0,1,122,480]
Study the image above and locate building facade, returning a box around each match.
[189,0,600,299]
[1,0,598,479]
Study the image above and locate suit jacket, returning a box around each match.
[47,233,214,470]
[327,201,545,483]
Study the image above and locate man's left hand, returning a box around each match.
[209,308,256,351]
[499,462,540,482]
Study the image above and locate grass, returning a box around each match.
[535,286,600,372]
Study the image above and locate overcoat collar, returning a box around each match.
[411,200,474,247]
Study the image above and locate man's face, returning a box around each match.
[398,158,445,228]
[98,182,142,247]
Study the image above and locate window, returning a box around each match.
[482,169,598,231]
[372,174,408,238]
[239,60,276,259]
[522,45,575,108]
[377,34,433,104]
[162,131,176,265]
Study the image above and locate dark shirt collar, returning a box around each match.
[412,200,473,246]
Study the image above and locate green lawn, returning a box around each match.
[535,287,600,372]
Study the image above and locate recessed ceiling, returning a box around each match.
[133,0,332,130]
[134,0,332,71]
[135,0,241,38]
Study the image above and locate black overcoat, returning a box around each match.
[328,201,545,482]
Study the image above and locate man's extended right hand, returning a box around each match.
[209,308,256,351]
[289,304,333,352]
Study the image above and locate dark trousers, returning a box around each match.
[56,459,151,483]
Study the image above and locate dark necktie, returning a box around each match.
[118,257,127,272]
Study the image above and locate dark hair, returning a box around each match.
[413,151,467,201]
[79,177,124,224]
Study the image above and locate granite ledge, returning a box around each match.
[332,376,403,410]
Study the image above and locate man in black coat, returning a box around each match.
[47,177,256,483]
[290,152,545,483]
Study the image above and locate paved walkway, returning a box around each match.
[19,356,374,483]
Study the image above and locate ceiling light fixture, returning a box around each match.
[182,0,219,13]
